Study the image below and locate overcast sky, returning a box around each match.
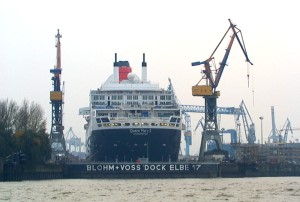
[1,0,300,155]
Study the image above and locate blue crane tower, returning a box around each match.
[180,104,241,156]
[49,29,66,160]
[191,19,253,161]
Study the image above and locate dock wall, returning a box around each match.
[1,161,300,181]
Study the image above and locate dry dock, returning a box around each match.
[2,160,300,181]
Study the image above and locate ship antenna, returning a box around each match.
[114,53,118,67]
[142,53,147,67]
[141,53,147,82]
[113,53,119,82]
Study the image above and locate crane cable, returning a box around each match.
[247,64,250,88]
[246,62,255,106]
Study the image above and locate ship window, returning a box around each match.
[151,123,158,126]
[111,101,121,105]
[170,117,177,123]
[124,123,130,126]
[101,117,110,122]
[141,111,149,117]
[103,123,111,127]
[96,118,102,123]
[160,96,165,100]
[141,122,149,126]
[127,95,132,100]
[99,95,105,100]
[98,113,108,117]
[160,123,168,126]
[132,122,139,126]
[110,113,117,117]
[112,95,117,100]
[176,118,181,123]
[113,123,121,126]
[169,123,175,127]
[148,95,154,100]
[98,124,102,127]
[142,95,148,100]
[166,95,172,100]
[93,95,99,100]
[133,95,138,100]
[92,102,99,106]
[118,95,123,100]
[158,113,173,117]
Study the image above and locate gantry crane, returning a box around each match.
[65,127,84,154]
[235,100,256,144]
[191,19,253,161]
[269,114,293,143]
[279,118,293,143]
[183,113,192,156]
[180,104,239,156]
[49,29,66,161]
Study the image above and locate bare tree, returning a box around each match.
[0,99,50,161]
[15,100,46,133]
[15,100,29,132]
[28,102,46,132]
[0,99,46,133]
[0,99,18,131]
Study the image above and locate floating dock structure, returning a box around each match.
[63,162,219,178]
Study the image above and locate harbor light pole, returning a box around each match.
[259,116,264,144]
[221,128,225,143]
[237,123,241,143]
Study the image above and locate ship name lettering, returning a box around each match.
[120,164,141,171]
[130,128,150,135]
[140,129,151,133]
[144,164,166,171]
[169,164,189,171]
[130,129,140,133]
[86,164,115,171]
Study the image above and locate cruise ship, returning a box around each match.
[79,54,183,163]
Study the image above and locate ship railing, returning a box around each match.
[97,116,181,129]
[93,105,119,109]
[112,116,169,121]
[90,104,179,110]
[120,104,152,110]
[153,105,179,110]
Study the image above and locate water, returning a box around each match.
[1,177,300,201]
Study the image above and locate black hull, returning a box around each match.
[87,128,181,162]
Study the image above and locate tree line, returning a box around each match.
[0,99,51,166]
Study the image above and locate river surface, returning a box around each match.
[1,177,300,201]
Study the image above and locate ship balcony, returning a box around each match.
[95,116,181,129]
